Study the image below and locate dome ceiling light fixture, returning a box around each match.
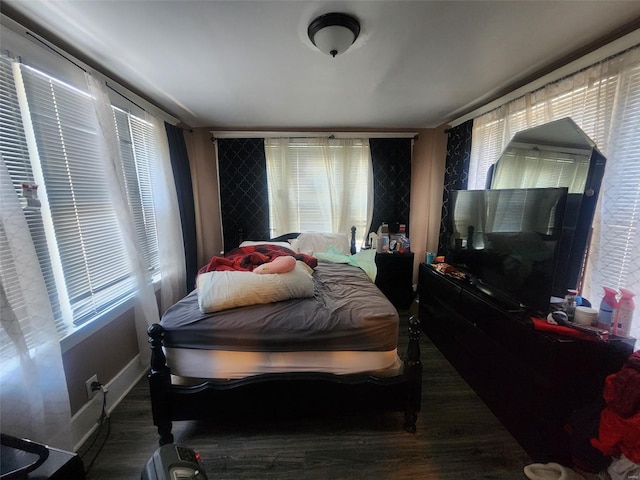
[307,12,360,57]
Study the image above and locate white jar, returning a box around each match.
[574,306,598,326]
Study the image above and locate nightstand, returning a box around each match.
[375,252,414,309]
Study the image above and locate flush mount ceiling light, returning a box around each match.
[308,12,360,57]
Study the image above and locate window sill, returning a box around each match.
[59,295,135,354]
[59,279,161,354]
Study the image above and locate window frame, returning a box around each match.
[0,53,163,357]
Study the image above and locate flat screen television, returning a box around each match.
[446,187,568,316]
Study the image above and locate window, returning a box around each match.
[468,46,640,342]
[264,138,373,247]
[113,108,160,278]
[0,53,161,344]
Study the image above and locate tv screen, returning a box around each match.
[447,188,568,315]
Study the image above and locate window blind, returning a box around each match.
[18,63,135,326]
[113,108,160,278]
[598,64,640,292]
[0,55,64,342]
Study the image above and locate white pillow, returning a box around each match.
[238,240,295,251]
[294,232,350,256]
[197,261,314,313]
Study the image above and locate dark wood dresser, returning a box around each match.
[418,262,635,463]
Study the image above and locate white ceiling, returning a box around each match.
[4,1,640,129]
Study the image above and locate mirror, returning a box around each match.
[486,117,606,298]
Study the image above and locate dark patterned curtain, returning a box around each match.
[217,138,270,252]
[438,120,473,255]
[165,123,198,291]
[369,138,412,236]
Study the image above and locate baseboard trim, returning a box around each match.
[71,354,147,451]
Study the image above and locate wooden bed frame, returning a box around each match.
[147,228,422,445]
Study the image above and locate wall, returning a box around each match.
[62,287,165,448]
[60,305,146,450]
[409,127,449,284]
[62,309,138,415]
[184,128,224,267]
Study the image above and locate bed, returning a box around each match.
[147,228,422,445]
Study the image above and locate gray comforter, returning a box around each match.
[160,262,399,352]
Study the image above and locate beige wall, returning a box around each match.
[63,308,138,415]
[184,128,224,267]
[410,126,448,283]
[184,127,448,282]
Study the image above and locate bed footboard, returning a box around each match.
[147,315,422,444]
[148,324,174,445]
[404,315,422,433]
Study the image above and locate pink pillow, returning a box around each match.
[253,256,297,274]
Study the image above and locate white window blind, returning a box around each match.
[469,46,640,343]
[265,138,373,247]
[1,52,163,350]
[18,63,135,326]
[0,55,64,338]
[113,108,160,278]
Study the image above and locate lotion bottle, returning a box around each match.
[597,286,619,331]
[613,288,635,337]
[380,223,390,253]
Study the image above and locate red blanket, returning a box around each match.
[198,245,318,274]
[591,352,640,463]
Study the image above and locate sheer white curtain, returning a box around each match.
[86,74,185,361]
[148,115,187,313]
[265,138,373,247]
[0,155,72,449]
[469,45,640,342]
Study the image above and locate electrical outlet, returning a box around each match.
[85,374,99,399]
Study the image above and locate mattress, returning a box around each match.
[160,262,399,352]
[165,347,403,379]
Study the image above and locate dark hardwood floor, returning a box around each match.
[80,314,533,479]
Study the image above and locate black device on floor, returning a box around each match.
[141,444,208,480]
[1,433,85,480]
[1,433,50,479]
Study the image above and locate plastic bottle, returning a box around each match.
[613,288,635,338]
[597,286,618,331]
[397,224,408,252]
[564,289,578,320]
[380,223,390,253]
